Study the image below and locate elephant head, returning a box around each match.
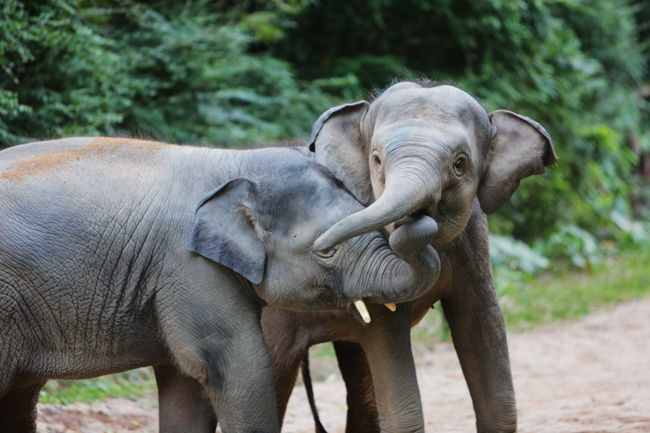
[188,150,440,318]
[310,81,557,251]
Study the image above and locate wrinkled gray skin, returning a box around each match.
[156,81,556,433]
[0,137,439,433]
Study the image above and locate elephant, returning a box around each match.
[153,80,556,433]
[0,136,441,433]
[301,80,556,433]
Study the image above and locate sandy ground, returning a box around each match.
[38,297,650,433]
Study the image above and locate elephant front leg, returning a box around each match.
[360,304,424,433]
[163,305,280,432]
[154,366,217,433]
[442,297,516,433]
[441,207,517,433]
[261,308,305,427]
[200,333,279,433]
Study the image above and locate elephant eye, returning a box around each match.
[453,154,468,177]
[314,247,338,259]
[371,151,382,167]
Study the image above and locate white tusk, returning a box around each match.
[354,300,372,324]
[384,303,397,312]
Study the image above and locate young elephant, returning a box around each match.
[0,137,440,433]
[294,80,557,433]
[156,80,556,433]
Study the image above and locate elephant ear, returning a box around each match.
[478,110,558,214]
[308,101,372,205]
[187,178,266,284]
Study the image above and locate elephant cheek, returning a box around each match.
[435,204,473,245]
[434,184,477,245]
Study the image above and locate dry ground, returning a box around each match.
[38,297,650,433]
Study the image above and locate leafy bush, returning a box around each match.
[490,235,549,274]
[0,1,347,147]
[537,225,601,269]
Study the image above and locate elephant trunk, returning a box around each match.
[342,215,440,305]
[313,163,440,252]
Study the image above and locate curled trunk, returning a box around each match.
[345,215,441,304]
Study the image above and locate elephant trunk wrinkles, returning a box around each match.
[367,235,440,303]
[348,220,440,304]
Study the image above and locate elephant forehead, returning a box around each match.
[375,84,488,126]
[372,123,473,161]
[266,175,362,232]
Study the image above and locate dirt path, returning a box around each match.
[38,297,650,433]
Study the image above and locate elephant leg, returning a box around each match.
[441,205,516,433]
[165,316,280,433]
[0,382,45,433]
[170,333,279,433]
[333,341,380,433]
[159,271,280,433]
[208,334,279,433]
[154,366,217,433]
[261,308,305,427]
[360,304,424,433]
[273,353,301,427]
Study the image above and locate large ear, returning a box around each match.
[478,110,558,214]
[308,101,372,205]
[187,178,266,284]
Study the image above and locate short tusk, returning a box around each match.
[354,300,372,324]
[384,303,397,312]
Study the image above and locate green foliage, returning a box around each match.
[536,225,601,269]
[40,370,154,404]
[497,247,650,329]
[0,0,345,147]
[490,234,550,274]
[113,2,340,146]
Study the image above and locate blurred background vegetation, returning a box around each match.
[2,0,649,402]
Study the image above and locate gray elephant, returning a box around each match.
[302,80,556,433]
[0,137,440,433]
[153,80,556,433]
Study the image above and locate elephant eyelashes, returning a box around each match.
[371,152,382,167]
[453,154,468,177]
[314,246,338,259]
